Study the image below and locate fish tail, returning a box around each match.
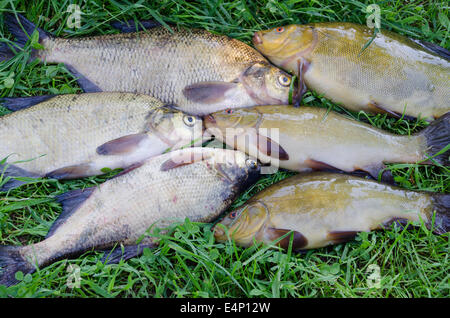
[4,13,51,59]
[429,194,450,235]
[0,95,56,112]
[0,245,34,286]
[420,112,450,166]
[0,42,16,62]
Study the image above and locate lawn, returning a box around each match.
[0,0,449,298]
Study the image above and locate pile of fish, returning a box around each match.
[0,14,448,287]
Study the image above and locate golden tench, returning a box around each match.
[214,172,449,250]
[253,22,450,120]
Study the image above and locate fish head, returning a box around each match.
[145,107,204,149]
[206,150,261,191]
[253,25,315,71]
[240,62,294,105]
[213,201,269,246]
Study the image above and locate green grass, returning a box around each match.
[0,0,449,298]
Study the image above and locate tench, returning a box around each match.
[252,22,450,120]
[0,92,202,190]
[2,14,295,115]
[213,172,449,250]
[0,147,261,286]
[204,106,449,178]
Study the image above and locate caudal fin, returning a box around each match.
[3,13,51,61]
[429,194,450,235]
[0,245,34,287]
[420,112,450,166]
[0,95,56,112]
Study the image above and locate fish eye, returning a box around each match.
[245,158,258,170]
[183,115,196,127]
[225,108,233,114]
[278,74,291,87]
[276,27,285,33]
[229,211,237,219]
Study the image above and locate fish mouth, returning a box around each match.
[212,223,226,239]
[253,31,263,45]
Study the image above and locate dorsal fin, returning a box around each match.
[412,39,450,60]
[47,187,96,238]
[110,20,161,33]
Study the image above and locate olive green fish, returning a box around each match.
[2,14,295,116]
[253,22,450,120]
[213,172,449,250]
[0,147,261,286]
[0,92,202,190]
[204,106,449,178]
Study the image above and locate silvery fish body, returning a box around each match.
[0,147,261,286]
[3,15,294,115]
[0,93,202,190]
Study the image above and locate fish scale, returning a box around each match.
[0,148,260,286]
[253,22,450,119]
[38,27,270,114]
[0,92,204,185]
[3,14,294,115]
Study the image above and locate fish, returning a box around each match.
[1,14,295,116]
[0,92,202,191]
[0,147,261,286]
[252,22,450,120]
[204,106,450,179]
[213,172,450,250]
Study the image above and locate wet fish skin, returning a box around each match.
[4,14,294,116]
[253,23,450,120]
[0,148,261,286]
[213,172,450,250]
[204,106,450,178]
[0,92,202,185]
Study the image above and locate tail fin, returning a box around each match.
[0,163,41,192]
[0,245,34,287]
[429,194,450,235]
[0,95,56,112]
[419,112,450,166]
[3,13,51,60]
[0,43,16,62]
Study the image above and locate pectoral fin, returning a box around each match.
[257,134,289,160]
[96,133,148,156]
[293,58,309,107]
[183,82,237,104]
[265,227,308,250]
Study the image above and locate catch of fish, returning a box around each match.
[0,12,449,287]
